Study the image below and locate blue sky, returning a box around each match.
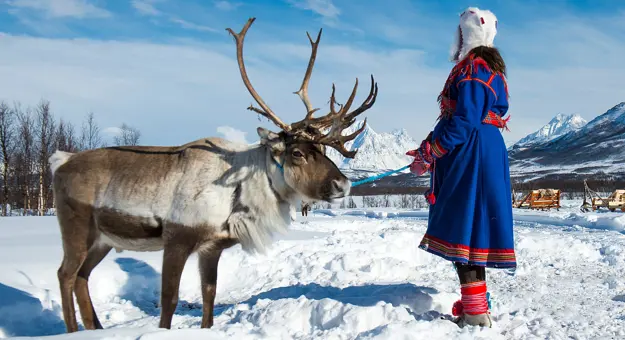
[1,0,624,147]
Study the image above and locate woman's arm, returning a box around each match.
[430,78,497,158]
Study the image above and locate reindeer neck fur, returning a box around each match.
[223,142,300,254]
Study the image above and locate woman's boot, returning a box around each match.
[452,263,492,328]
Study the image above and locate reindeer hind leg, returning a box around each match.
[57,217,91,333]
[74,240,112,330]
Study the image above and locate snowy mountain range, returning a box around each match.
[508,102,625,181]
[512,114,587,148]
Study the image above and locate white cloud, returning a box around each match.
[132,0,217,32]
[287,0,340,20]
[132,0,161,16]
[214,1,241,11]
[6,0,111,18]
[169,18,218,33]
[217,126,249,144]
[287,0,363,32]
[103,126,123,137]
[127,1,218,33]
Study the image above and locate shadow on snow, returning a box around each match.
[0,258,447,336]
[0,282,66,337]
[115,257,205,318]
[114,257,443,325]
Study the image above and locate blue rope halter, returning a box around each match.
[272,157,285,174]
[272,155,409,188]
[350,165,410,187]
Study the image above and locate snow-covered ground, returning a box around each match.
[1,200,625,339]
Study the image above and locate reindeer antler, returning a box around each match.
[293,29,322,119]
[226,18,291,132]
[290,75,378,158]
[227,18,378,158]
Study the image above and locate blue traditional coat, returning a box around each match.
[418,55,516,269]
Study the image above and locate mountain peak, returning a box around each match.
[326,120,418,172]
[576,102,625,131]
[514,113,587,148]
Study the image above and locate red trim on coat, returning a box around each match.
[483,111,511,131]
[419,233,517,264]
[431,139,447,158]
[456,78,498,99]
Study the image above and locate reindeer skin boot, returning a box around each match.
[453,264,492,328]
[455,313,492,328]
[452,300,492,328]
[451,287,493,328]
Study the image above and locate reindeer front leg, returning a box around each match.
[199,249,223,328]
[159,239,194,329]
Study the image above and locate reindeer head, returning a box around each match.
[227,18,378,203]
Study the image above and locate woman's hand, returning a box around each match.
[406,140,434,176]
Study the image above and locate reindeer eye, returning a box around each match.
[292,150,304,158]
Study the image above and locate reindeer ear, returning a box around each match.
[257,127,279,143]
[257,127,285,153]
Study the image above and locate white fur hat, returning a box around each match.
[450,7,498,62]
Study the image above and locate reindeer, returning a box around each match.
[49,17,378,333]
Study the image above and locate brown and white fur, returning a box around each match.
[50,127,351,332]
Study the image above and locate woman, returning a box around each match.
[407,7,516,328]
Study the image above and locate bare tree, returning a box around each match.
[54,119,80,153]
[15,105,35,215]
[382,195,391,207]
[339,198,346,209]
[49,117,80,211]
[399,194,411,209]
[55,118,68,152]
[113,123,141,146]
[0,102,16,216]
[65,121,80,152]
[347,197,357,209]
[80,112,104,150]
[35,100,56,216]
